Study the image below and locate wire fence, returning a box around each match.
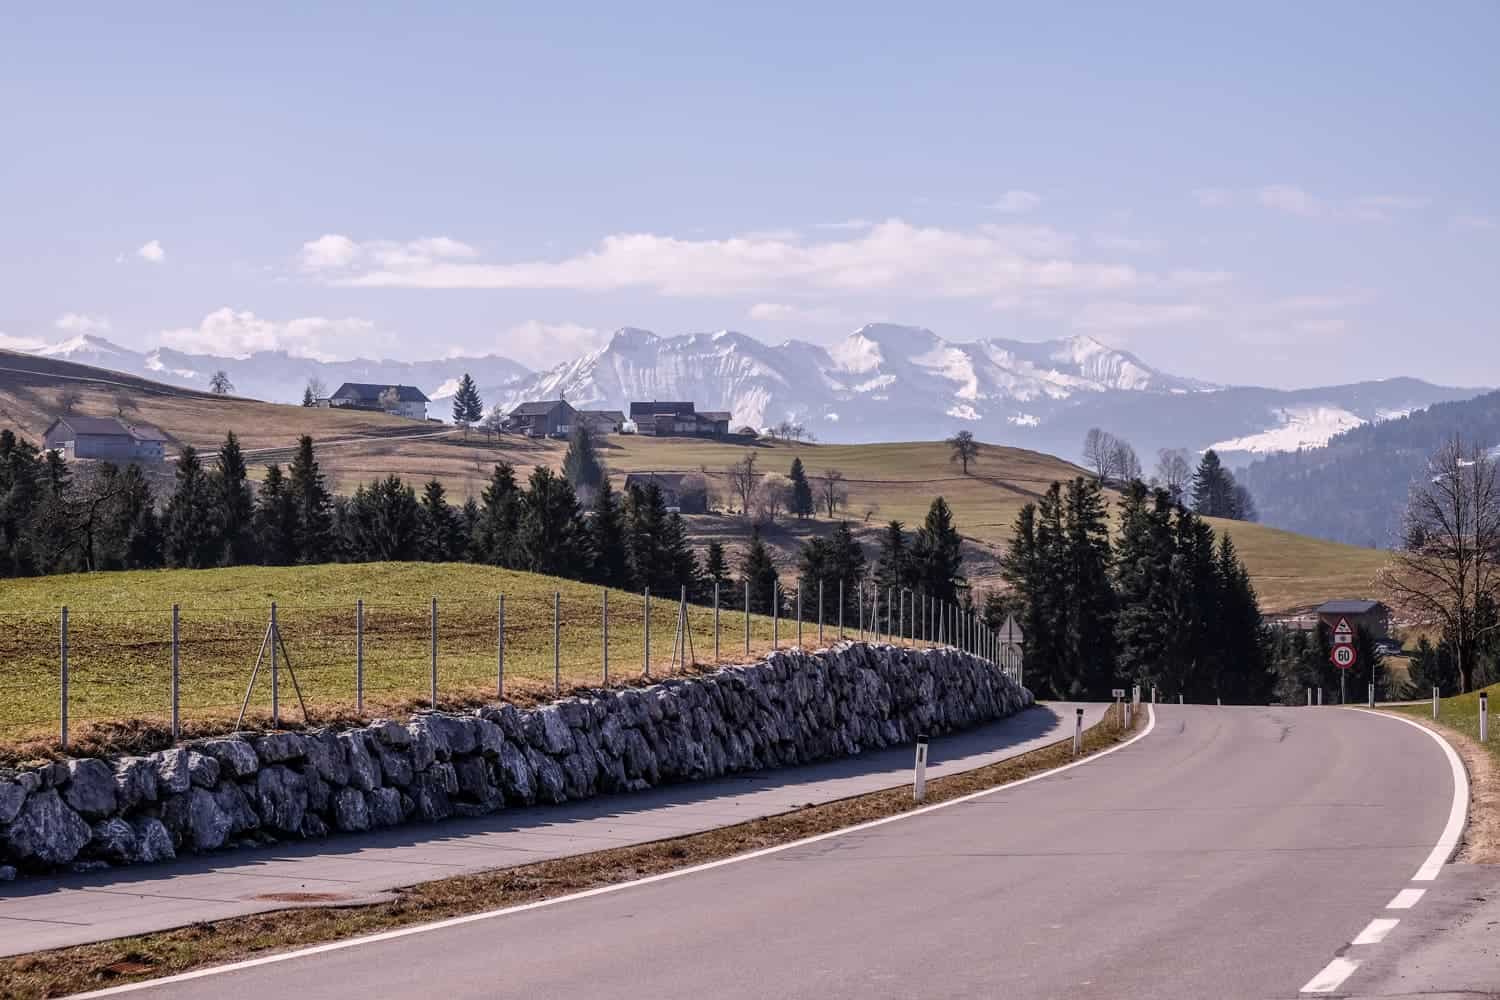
[0,582,1019,751]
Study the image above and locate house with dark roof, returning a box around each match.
[328,383,430,420]
[1315,599,1390,640]
[628,401,730,438]
[42,415,168,463]
[505,399,577,437]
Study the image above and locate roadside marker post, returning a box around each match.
[1307,688,1312,707]
[644,589,651,678]
[913,734,929,803]
[1318,688,1323,706]
[553,591,561,695]
[1073,708,1084,755]
[59,606,69,751]
[602,590,609,686]
[429,597,438,710]
[497,594,505,699]
[1482,692,1489,743]
[1368,683,1374,708]
[1432,686,1439,720]
[356,598,365,713]
[712,582,719,664]
[1112,688,1125,730]
[1178,694,1183,705]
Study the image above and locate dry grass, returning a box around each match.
[0,562,916,755]
[0,704,1136,999]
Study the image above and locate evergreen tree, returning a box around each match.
[661,511,702,598]
[1209,534,1271,704]
[1190,449,1249,520]
[704,540,729,591]
[26,450,77,574]
[0,430,43,575]
[287,435,333,562]
[561,423,605,494]
[516,466,589,577]
[476,462,522,566]
[788,457,814,518]
[826,521,868,627]
[624,481,674,593]
[417,479,464,561]
[338,474,421,561]
[163,446,220,568]
[875,520,912,593]
[1113,483,1177,694]
[739,528,780,614]
[1060,477,1116,698]
[214,431,256,565]
[588,477,632,588]
[451,374,483,435]
[253,464,299,565]
[911,497,965,606]
[301,385,316,407]
[459,497,481,560]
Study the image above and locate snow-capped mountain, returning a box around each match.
[20,335,532,414]
[10,326,1478,465]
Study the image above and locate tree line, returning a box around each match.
[1084,428,1256,521]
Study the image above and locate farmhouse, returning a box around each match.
[42,415,168,464]
[328,383,430,420]
[628,401,730,438]
[623,472,708,513]
[1315,599,1391,641]
[577,409,626,434]
[505,399,576,437]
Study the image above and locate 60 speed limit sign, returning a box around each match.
[1331,645,1357,670]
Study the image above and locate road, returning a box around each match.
[79,705,1473,1000]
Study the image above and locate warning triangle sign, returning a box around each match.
[1334,617,1353,636]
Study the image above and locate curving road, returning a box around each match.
[81,706,1467,1000]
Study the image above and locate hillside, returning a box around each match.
[0,352,1392,612]
[1240,389,1500,547]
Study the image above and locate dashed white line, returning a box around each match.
[1351,917,1400,945]
[1387,888,1425,910]
[1301,957,1360,994]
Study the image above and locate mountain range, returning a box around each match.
[14,326,1481,466]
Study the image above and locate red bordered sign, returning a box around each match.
[1331,645,1357,670]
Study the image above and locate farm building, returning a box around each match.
[623,472,709,513]
[505,399,576,437]
[577,409,625,434]
[628,401,730,438]
[327,383,430,420]
[1315,599,1391,640]
[42,415,168,464]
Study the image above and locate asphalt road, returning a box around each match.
[91,706,1464,1000]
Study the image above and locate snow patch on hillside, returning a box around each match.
[1210,406,1366,454]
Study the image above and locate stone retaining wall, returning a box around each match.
[0,642,1030,880]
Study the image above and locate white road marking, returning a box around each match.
[1351,917,1399,945]
[1386,888,1425,910]
[1301,957,1360,994]
[67,707,1158,999]
[1352,709,1468,881]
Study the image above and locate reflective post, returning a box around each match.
[497,594,506,699]
[602,589,609,685]
[553,590,561,694]
[644,588,651,678]
[356,598,365,714]
[171,603,180,739]
[59,606,69,750]
[713,581,720,663]
[429,596,437,710]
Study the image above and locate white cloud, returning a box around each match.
[1071,301,1214,333]
[1258,185,1324,217]
[991,190,1042,214]
[1192,187,1232,207]
[496,321,605,369]
[299,233,478,273]
[316,219,1139,300]
[1093,233,1163,253]
[136,240,165,263]
[0,332,48,352]
[158,307,381,361]
[813,218,874,231]
[1452,214,1497,231]
[747,302,848,325]
[54,313,111,334]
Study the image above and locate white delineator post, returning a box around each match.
[1432,686,1439,720]
[1307,688,1312,707]
[1368,682,1374,708]
[913,734,929,803]
[1318,688,1323,706]
[1073,707,1084,755]
[356,598,365,713]
[171,603,181,740]
[59,606,69,750]
[1481,692,1489,744]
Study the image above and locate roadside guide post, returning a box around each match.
[1482,692,1489,744]
[1073,708,1084,755]
[913,734,929,803]
[1112,688,1125,729]
[1433,686,1439,720]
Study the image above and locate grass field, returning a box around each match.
[1390,683,1500,768]
[0,562,925,754]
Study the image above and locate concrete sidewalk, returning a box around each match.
[0,701,1103,957]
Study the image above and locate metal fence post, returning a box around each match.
[602,589,609,686]
[838,579,844,639]
[429,596,438,710]
[271,601,280,728]
[773,581,779,649]
[60,606,69,750]
[356,598,365,714]
[553,590,561,695]
[744,580,751,657]
[713,581,720,662]
[498,594,506,699]
[171,603,180,740]
[818,579,824,645]
[858,583,864,640]
[644,588,651,678]
[796,586,802,648]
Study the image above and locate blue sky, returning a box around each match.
[2,2,1496,387]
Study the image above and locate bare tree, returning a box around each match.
[1083,428,1120,481]
[755,472,792,524]
[481,403,507,441]
[209,370,234,395]
[818,468,848,518]
[1154,448,1192,502]
[378,386,401,412]
[1112,440,1142,483]
[725,451,759,516]
[948,430,980,475]
[1380,436,1500,692]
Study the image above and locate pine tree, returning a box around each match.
[0,430,43,575]
[1060,477,1116,698]
[417,479,463,561]
[1001,484,1070,697]
[661,512,702,598]
[163,446,220,568]
[253,464,299,565]
[459,497,481,560]
[476,463,522,566]
[739,528,780,614]
[588,477,632,589]
[516,466,589,577]
[562,423,605,494]
[288,435,333,562]
[1190,449,1249,520]
[301,385,316,407]
[1209,533,1270,704]
[826,521,868,627]
[451,374,483,435]
[912,497,965,606]
[788,457,814,518]
[875,520,911,593]
[625,481,673,593]
[1113,483,1177,694]
[338,474,421,561]
[704,540,729,590]
[214,431,255,565]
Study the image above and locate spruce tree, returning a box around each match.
[788,457,814,518]
[704,540,729,590]
[588,477,632,589]
[1061,476,1116,698]
[826,521,868,626]
[625,482,673,593]
[214,431,255,565]
[739,528,780,614]
[516,466,589,577]
[451,374,483,435]
[287,435,333,562]
[477,463,522,566]
[1190,450,1239,519]
[302,385,316,407]
[875,520,911,593]
[459,497,481,561]
[1113,483,1177,694]
[662,511,702,598]
[0,430,42,575]
[912,497,965,606]
[253,464,299,565]
[163,445,220,568]
[418,479,463,561]
[339,474,421,561]
[562,423,605,494]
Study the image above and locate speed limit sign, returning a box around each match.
[1331,645,1357,670]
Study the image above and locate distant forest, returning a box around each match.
[1240,390,1500,548]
